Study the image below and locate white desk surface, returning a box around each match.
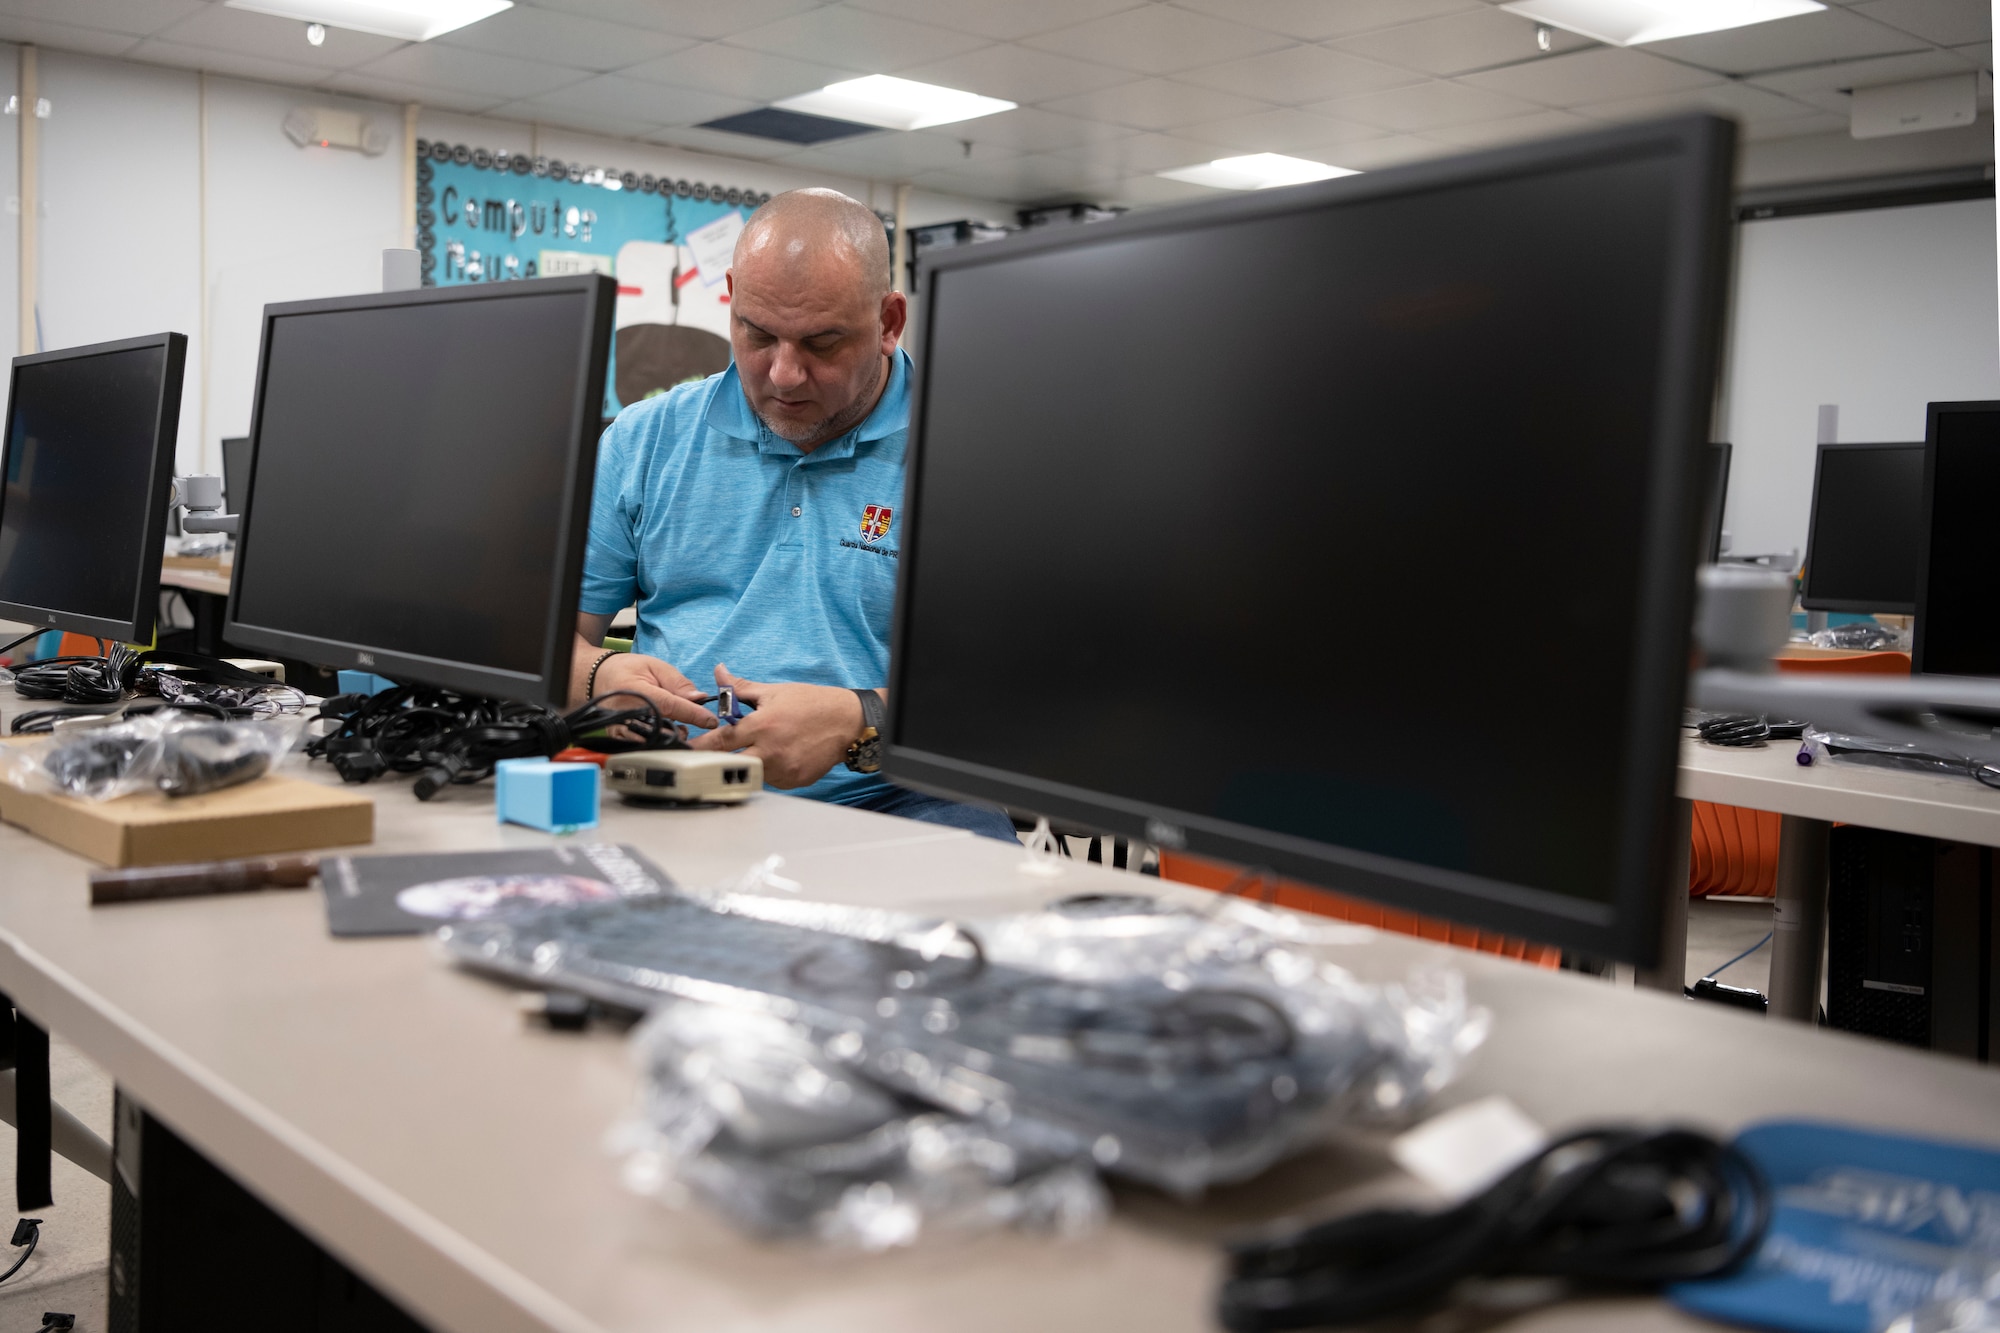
[1678,733,2000,844]
[1,725,1998,1333]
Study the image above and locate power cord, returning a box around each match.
[0,1218,42,1284]
[307,687,684,801]
[1217,1126,1770,1331]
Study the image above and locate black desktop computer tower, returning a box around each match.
[110,1091,429,1332]
[1827,827,1995,1061]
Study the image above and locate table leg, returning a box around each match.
[1637,798,1692,994]
[1768,814,1831,1023]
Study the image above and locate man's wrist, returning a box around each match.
[844,689,886,773]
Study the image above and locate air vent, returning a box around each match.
[697,108,879,145]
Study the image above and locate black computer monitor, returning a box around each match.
[1799,442,1924,614]
[224,277,614,704]
[220,435,252,515]
[0,333,186,643]
[1700,442,1731,563]
[887,115,1735,964]
[1915,401,2000,677]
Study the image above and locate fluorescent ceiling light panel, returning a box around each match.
[1157,153,1359,191]
[1498,0,1823,46]
[224,0,512,42]
[773,76,1015,132]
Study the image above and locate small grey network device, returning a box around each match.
[606,751,762,805]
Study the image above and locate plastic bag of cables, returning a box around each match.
[607,1000,1107,1249]
[1801,727,2000,788]
[441,873,1488,1201]
[0,711,304,801]
[1881,1223,2000,1333]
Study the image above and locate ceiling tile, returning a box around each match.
[1419,107,1592,147]
[1171,0,1485,43]
[1041,77,1272,130]
[435,6,695,73]
[1333,7,1590,77]
[1850,0,1988,46]
[914,152,1102,201]
[324,71,501,115]
[1956,40,1992,66]
[1176,44,1423,102]
[722,7,990,72]
[1311,79,1544,130]
[1743,110,1852,138]
[146,5,405,72]
[1642,7,1928,75]
[1104,170,1225,205]
[352,42,590,101]
[916,104,1134,151]
[894,42,1139,104]
[846,0,1145,43]
[1020,7,1290,75]
[123,37,354,87]
[1751,46,1980,91]
[1577,80,1821,124]
[1462,48,1721,106]
[1181,106,1380,152]
[514,0,821,42]
[484,100,654,141]
[643,124,802,159]
[619,42,864,101]
[1316,132,1446,167]
[1053,129,1260,174]
[508,73,752,127]
[787,128,1012,175]
[0,14,142,57]
[0,0,202,37]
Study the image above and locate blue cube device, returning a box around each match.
[495,759,600,834]
[336,669,398,696]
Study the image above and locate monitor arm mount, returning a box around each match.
[1689,564,2000,765]
[169,475,238,537]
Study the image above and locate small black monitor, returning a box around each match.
[1915,401,2000,677]
[888,116,1735,965]
[1800,442,1925,614]
[0,333,186,643]
[1701,442,1731,563]
[224,277,614,704]
[220,435,252,515]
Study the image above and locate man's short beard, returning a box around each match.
[754,358,882,446]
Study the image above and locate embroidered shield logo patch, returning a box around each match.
[861,504,893,543]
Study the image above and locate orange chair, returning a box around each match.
[1686,647,1910,899]
[1156,851,1563,969]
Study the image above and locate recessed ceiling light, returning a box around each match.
[224,0,512,42]
[773,76,1015,132]
[1498,0,1824,47]
[1157,153,1360,191]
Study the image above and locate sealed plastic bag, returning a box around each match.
[0,710,304,800]
[444,869,1488,1243]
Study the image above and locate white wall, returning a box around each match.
[1719,197,2000,557]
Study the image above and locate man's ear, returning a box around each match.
[880,290,908,351]
[725,268,735,300]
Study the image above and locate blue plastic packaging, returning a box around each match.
[495,758,599,834]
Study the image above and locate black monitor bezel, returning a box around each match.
[219,434,251,514]
[1913,399,2000,676]
[0,331,187,644]
[1799,440,1924,614]
[885,114,1737,966]
[222,276,614,705]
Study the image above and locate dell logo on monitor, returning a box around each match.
[356,652,375,667]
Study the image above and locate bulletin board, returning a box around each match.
[416,140,770,415]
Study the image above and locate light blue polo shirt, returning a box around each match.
[579,350,911,805]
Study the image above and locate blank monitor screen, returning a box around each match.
[1801,442,1925,614]
[1916,401,2000,677]
[220,435,251,514]
[1701,442,1731,563]
[889,116,1735,964]
[226,277,613,703]
[0,334,185,642]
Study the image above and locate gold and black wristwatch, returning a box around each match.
[844,689,886,773]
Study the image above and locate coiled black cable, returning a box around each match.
[306,686,684,801]
[1218,1126,1770,1331]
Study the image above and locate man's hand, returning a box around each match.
[572,631,714,732]
[688,663,867,788]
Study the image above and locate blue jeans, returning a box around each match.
[836,781,1019,842]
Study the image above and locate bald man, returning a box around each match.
[571,188,1014,839]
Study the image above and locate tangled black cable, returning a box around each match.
[1218,1126,1770,1331]
[9,643,134,704]
[306,686,684,800]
